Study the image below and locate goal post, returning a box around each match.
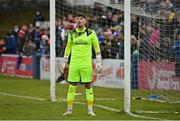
[124,0,131,113]
[50,0,56,101]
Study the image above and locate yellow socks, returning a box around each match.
[85,87,94,112]
[67,84,77,111]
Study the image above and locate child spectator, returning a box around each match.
[39,34,49,57]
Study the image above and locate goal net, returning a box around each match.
[53,0,180,117]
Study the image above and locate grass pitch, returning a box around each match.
[0,75,180,120]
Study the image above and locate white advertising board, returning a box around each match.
[40,57,124,88]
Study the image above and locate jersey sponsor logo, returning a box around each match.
[74,40,88,45]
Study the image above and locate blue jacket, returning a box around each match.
[171,39,180,60]
[6,34,17,54]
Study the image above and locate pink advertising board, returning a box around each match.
[138,60,180,91]
[0,54,33,78]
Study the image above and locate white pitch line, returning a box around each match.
[0,92,120,112]
[0,92,165,120]
[0,92,45,101]
[94,103,120,112]
[58,98,121,101]
[73,101,121,112]
[126,111,161,120]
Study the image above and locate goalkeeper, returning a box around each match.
[62,14,102,116]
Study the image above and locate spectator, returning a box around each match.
[112,30,124,59]
[39,34,49,57]
[104,34,113,58]
[27,23,35,41]
[171,31,180,77]
[11,24,20,39]
[89,15,100,32]
[131,35,139,89]
[98,31,105,44]
[23,40,36,57]
[149,25,160,46]
[56,19,65,57]
[64,14,76,29]
[131,35,138,54]
[17,25,28,54]
[148,24,160,61]
[131,15,139,37]
[33,11,45,26]
[93,2,103,15]
[106,11,113,26]
[160,37,172,62]
[139,23,148,58]
[168,9,175,22]
[164,0,173,10]
[33,26,41,51]
[99,15,108,28]
[111,15,119,27]
[6,34,17,54]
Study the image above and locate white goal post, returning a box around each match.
[124,0,131,113]
[50,0,56,101]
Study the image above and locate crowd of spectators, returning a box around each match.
[0,0,179,63]
[0,10,50,58]
[58,0,179,61]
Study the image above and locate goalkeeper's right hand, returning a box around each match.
[60,55,69,74]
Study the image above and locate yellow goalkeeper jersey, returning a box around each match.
[64,27,100,67]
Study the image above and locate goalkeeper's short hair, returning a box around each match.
[77,14,86,19]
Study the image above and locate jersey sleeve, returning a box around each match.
[92,30,101,55]
[64,33,73,57]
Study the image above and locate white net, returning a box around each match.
[55,0,180,115]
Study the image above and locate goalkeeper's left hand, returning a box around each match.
[96,55,102,73]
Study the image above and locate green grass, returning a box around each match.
[0,75,180,120]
